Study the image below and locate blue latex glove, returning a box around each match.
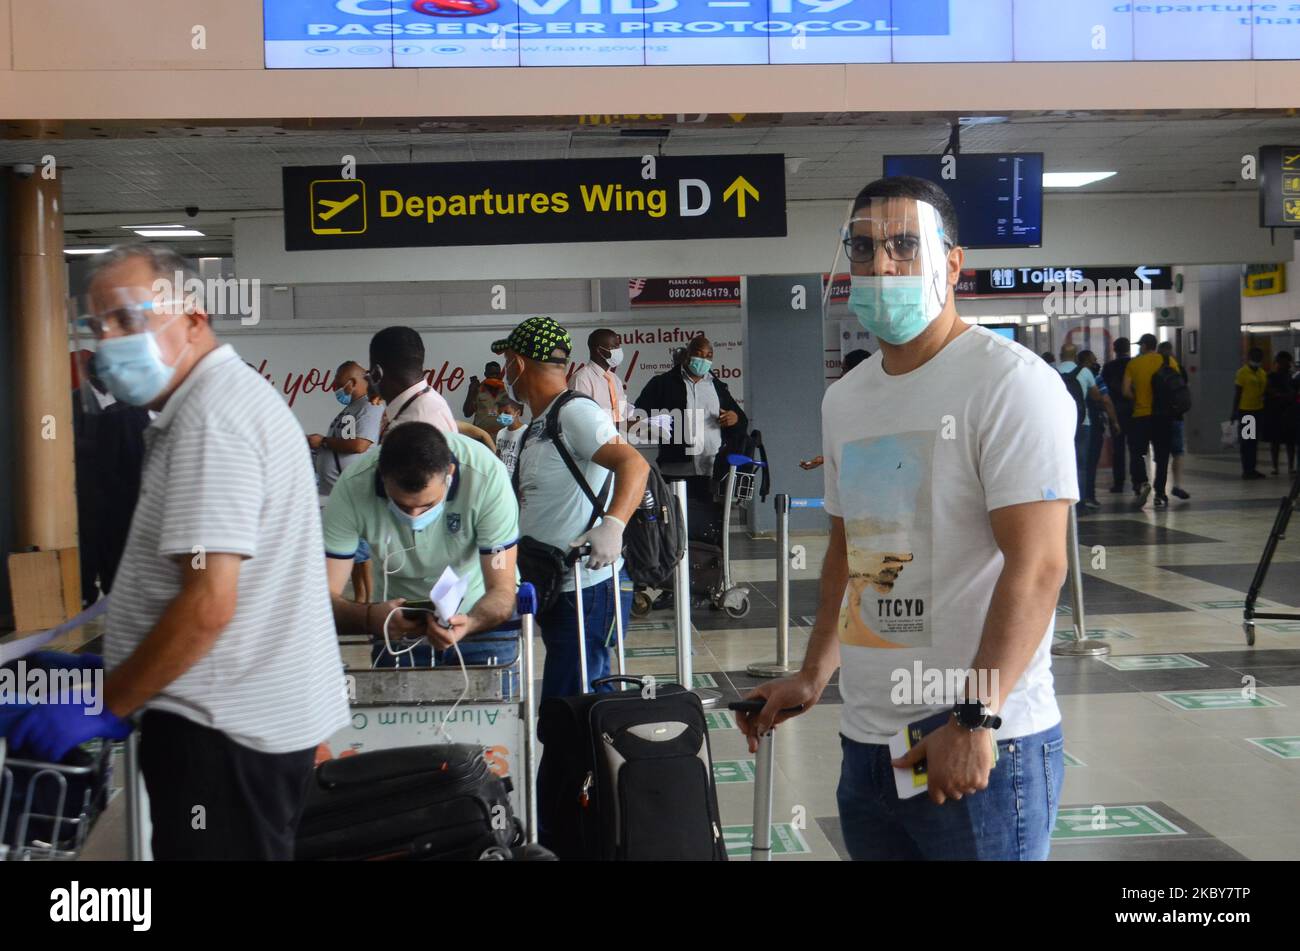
[9,697,131,763]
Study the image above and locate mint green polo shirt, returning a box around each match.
[322,431,519,610]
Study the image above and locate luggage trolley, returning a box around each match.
[318,585,542,842]
[0,738,115,861]
[711,452,768,619]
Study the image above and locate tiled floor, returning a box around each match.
[23,453,1300,861]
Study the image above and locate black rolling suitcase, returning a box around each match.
[689,540,724,599]
[536,552,726,861]
[294,743,519,861]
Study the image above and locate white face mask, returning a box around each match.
[604,347,625,369]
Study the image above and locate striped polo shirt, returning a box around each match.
[105,344,349,754]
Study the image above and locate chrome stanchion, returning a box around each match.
[672,479,720,708]
[749,493,794,678]
[751,727,775,862]
[124,728,146,861]
[1051,505,1110,658]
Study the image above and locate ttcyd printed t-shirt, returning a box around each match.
[822,326,1078,744]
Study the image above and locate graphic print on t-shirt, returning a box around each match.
[838,431,934,649]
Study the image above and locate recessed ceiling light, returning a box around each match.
[133,229,205,238]
[1043,171,1117,188]
[64,247,111,255]
[121,223,184,230]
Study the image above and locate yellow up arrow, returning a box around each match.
[722,175,759,218]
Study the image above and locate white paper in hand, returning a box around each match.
[429,566,469,627]
[888,729,928,800]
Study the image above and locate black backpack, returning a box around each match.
[516,391,685,588]
[1152,355,1192,418]
[1059,366,1086,433]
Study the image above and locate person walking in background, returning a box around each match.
[1077,349,1122,510]
[1058,343,1119,513]
[494,397,527,477]
[368,326,457,441]
[1264,350,1298,476]
[1123,334,1179,508]
[1234,347,1269,479]
[308,360,385,602]
[463,360,507,430]
[1102,337,1142,494]
[1154,342,1192,501]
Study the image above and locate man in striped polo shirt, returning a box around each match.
[39,245,349,860]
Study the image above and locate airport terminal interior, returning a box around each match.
[1,2,1300,888]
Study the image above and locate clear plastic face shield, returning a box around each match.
[69,283,197,413]
[822,197,956,347]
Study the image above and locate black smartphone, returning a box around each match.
[401,598,433,620]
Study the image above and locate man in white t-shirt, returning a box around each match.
[367,325,457,441]
[494,396,527,477]
[737,178,1077,861]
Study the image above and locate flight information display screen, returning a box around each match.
[883,153,1044,249]
[264,1,1300,68]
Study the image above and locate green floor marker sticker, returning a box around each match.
[1159,690,1284,711]
[713,760,757,784]
[722,824,810,856]
[1259,622,1300,633]
[693,673,718,688]
[1102,653,1207,671]
[1063,751,1086,767]
[705,711,736,731]
[1053,804,1185,841]
[1247,736,1300,759]
[625,646,676,658]
[1054,627,1135,641]
[1055,605,1073,617]
[628,621,674,632]
[1194,600,1248,610]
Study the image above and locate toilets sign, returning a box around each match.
[282,154,786,251]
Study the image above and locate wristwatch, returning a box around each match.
[951,699,1002,732]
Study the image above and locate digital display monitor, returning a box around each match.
[263,1,1300,69]
[883,153,1044,250]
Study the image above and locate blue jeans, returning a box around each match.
[538,570,633,701]
[837,720,1064,860]
[1085,422,1105,502]
[370,625,521,696]
[1073,427,1089,504]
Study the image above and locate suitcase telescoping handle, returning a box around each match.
[516,583,540,845]
[569,543,626,695]
[728,699,803,862]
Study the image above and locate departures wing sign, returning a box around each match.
[282,155,787,251]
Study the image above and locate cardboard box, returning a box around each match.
[7,547,80,633]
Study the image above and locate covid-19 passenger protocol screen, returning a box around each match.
[263,1,1300,69]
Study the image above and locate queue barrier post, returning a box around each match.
[1051,504,1110,658]
[517,583,540,844]
[748,493,796,679]
[670,479,720,707]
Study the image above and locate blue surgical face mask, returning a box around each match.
[386,474,452,533]
[94,321,186,407]
[496,413,515,427]
[848,275,936,346]
[335,387,353,406]
[687,356,712,377]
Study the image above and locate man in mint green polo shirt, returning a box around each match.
[323,421,520,670]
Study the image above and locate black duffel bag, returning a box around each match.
[295,744,519,861]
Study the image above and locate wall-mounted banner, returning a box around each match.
[282,155,787,251]
[629,276,741,307]
[822,273,850,304]
[1259,146,1300,229]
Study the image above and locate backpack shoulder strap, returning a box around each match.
[546,391,613,532]
[1067,366,1085,381]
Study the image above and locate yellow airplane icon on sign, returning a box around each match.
[1284,151,1300,169]
[309,179,367,236]
[317,194,359,221]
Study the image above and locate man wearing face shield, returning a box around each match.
[570,328,632,427]
[736,178,1078,861]
[22,245,350,860]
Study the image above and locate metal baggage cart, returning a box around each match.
[1,737,115,861]
[710,452,768,618]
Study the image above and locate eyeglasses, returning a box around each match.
[843,233,940,264]
[76,299,187,338]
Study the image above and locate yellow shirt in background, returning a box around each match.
[1235,365,1268,412]
[1125,352,1181,418]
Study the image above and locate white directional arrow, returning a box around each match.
[1134,265,1161,283]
